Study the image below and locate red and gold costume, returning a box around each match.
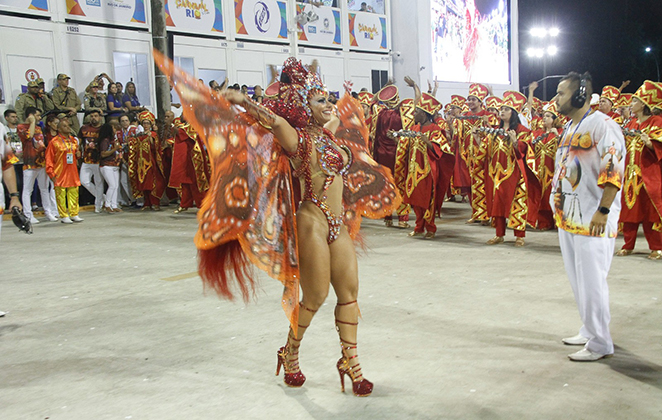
[374,85,411,224]
[169,120,210,209]
[128,111,166,207]
[619,81,662,253]
[45,134,81,218]
[601,85,621,121]
[529,97,544,132]
[484,91,540,239]
[159,120,179,201]
[614,93,632,126]
[455,83,490,222]
[530,102,562,230]
[484,96,502,127]
[395,93,450,235]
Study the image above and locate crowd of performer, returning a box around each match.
[362,77,662,259]
[3,105,210,224]
[3,73,661,260]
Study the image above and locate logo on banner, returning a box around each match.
[25,69,40,82]
[86,0,100,6]
[254,1,271,33]
[359,23,378,40]
[323,18,330,30]
[309,26,317,34]
[175,0,210,19]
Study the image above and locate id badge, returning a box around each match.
[66,153,74,164]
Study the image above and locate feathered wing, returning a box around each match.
[334,94,402,239]
[154,50,300,331]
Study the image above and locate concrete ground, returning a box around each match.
[1,202,661,420]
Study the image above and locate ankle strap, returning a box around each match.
[336,300,357,307]
[300,302,318,313]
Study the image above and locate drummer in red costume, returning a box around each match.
[531,101,563,230]
[393,93,450,238]
[128,111,166,211]
[454,83,490,224]
[598,85,621,121]
[484,96,502,127]
[475,90,540,246]
[373,78,420,227]
[617,80,662,259]
[169,118,210,214]
[614,93,633,126]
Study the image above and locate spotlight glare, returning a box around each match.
[535,49,544,58]
[548,46,558,56]
[645,47,652,53]
[549,27,560,37]
[527,48,536,57]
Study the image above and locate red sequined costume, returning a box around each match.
[154,52,401,333]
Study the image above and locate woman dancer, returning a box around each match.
[155,54,400,396]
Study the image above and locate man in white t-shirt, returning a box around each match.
[1,124,24,317]
[552,72,626,362]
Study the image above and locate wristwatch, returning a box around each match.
[9,192,20,197]
[598,206,610,215]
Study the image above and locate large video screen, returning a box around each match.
[431,0,510,84]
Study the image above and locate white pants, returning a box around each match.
[22,168,57,219]
[558,229,615,355]
[119,163,133,205]
[80,163,104,211]
[100,166,120,209]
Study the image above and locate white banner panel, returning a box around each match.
[0,0,50,14]
[348,11,387,51]
[234,0,288,41]
[165,0,225,35]
[65,0,148,28]
[296,4,341,47]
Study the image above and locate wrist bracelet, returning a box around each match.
[10,192,20,197]
[598,206,610,215]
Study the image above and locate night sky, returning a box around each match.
[517,0,662,101]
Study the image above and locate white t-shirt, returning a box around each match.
[0,125,12,209]
[551,111,626,238]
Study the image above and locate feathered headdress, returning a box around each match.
[264,57,327,128]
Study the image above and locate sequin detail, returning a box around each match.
[292,127,353,244]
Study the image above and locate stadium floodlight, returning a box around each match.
[549,27,560,37]
[547,46,558,56]
[645,47,652,53]
[530,28,546,37]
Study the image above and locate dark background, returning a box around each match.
[518,0,662,100]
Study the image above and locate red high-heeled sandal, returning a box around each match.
[276,344,305,387]
[335,301,373,397]
[275,304,317,388]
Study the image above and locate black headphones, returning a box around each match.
[571,73,588,108]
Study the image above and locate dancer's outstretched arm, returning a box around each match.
[222,90,299,154]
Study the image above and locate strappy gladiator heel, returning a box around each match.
[275,303,317,388]
[335,300,373,397]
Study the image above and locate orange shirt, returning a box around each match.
[46,134,81,188]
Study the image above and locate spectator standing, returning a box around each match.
[122,82,146,113]
[78,109,105,212]
[252,85,264,103]
[45,119,83,224]
[98,123,122,212]
[51,74,82,134]
[117,114,137,206]
[107,83,127,121]
[84,81,108,117]
[36,78,55,114]
[15,81,46,123]
[3,110,23,208]
[17,107,58,223]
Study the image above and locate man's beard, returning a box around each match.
[557,99,574,116]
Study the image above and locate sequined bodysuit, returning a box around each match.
[288,127,353,244]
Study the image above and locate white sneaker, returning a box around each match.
[30,216,40,224]
[568,348,613,362]
[94,208,102,213]
[60,217,73,224]
[562,334,589,346]
[46,214,59,222]
[71,215,84,222]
